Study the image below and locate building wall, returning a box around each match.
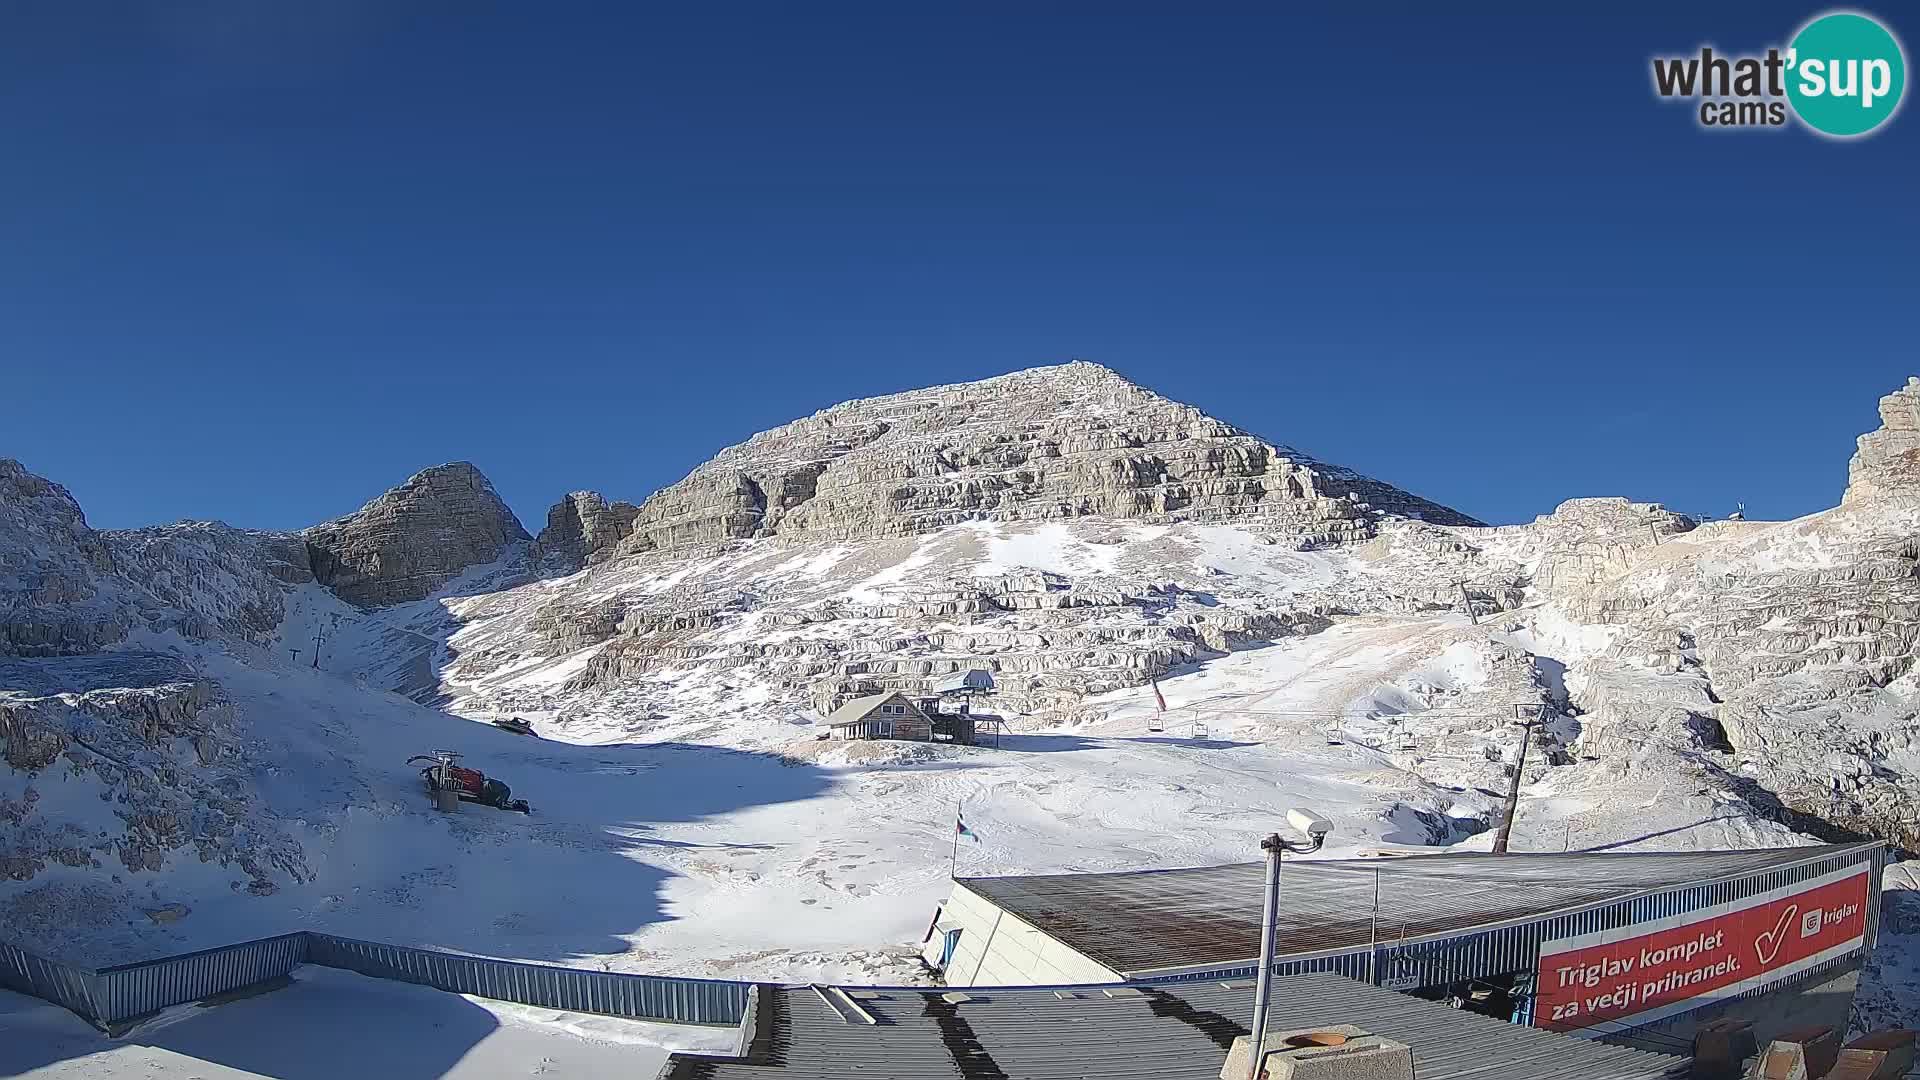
[937,883,1123,987]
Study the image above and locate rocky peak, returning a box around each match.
[1846,376,1920,506]
[0,459,111,574]
[304,462,529,607]
[584,362,1479,564]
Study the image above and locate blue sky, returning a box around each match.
[4,2,1914,531]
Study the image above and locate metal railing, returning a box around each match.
[1,939,100,1022]
[1,929,752,1030]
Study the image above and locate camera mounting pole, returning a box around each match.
[1247,812,1330,1079]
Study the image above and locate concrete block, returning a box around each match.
[1221,1025,1414,1080]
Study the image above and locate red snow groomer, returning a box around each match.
[409,751,531,813]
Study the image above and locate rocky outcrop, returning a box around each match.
[7,456,534,639]
[458,540,1335,725]
[0,668,305,892]
[1,462,301,655]
[1846,376,1920,505]
[534,491,639,570]
[0,459,126,655]
[106,523,309,642]
[1529,498,1696,593]
[1518,384,1920,854]
[592,362,1478,562]
[305,462,529,607]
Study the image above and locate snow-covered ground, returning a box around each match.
[0,631,1464,980]
[6,600,1809,987]
[0,966,733,1079]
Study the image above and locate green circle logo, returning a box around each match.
[1786,12,1906,137]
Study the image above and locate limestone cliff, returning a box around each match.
[533,491,639,569]
[1847,376,1920,506]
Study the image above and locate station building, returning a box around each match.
[920,843,1886,1049]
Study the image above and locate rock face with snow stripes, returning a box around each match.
[534,362,1479,569]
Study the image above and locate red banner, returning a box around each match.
[1535,868,1870,1032]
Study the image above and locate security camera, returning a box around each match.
[1287,808,1332,840]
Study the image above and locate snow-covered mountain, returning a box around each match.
[3,364,1917,1022]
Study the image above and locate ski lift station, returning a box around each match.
[920,843,1886,1051]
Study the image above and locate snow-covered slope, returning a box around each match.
[5,367,1920,1028]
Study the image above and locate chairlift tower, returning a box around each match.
[1491,704,1548,854]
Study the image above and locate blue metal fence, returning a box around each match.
[3,843,1887,1033]
[90,933,309,1025]
[2,930,752,1030]
[306,932,752,1025]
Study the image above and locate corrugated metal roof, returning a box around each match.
[825,692,908,725]
[957,843,1878,976]
[658,972,1691,1079]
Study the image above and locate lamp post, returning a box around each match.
[1247,809,1331,1080]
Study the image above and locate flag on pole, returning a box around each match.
[956,815,981,843]
[1151,677,1167,713]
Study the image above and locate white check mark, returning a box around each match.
[1754,905,1798,966]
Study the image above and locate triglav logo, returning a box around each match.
[1651,9,1906,137]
